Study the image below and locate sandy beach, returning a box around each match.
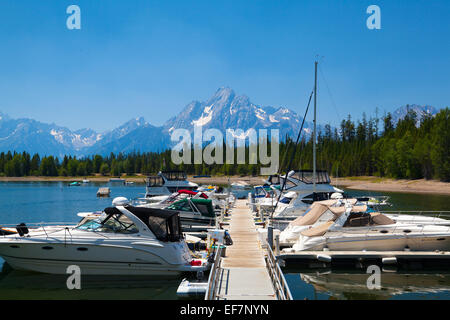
[334,177,450,196]
[0,175,448,195]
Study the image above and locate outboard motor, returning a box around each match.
[16,223,29,237]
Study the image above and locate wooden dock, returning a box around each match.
[213,199,276,300]
[96,187,111,197]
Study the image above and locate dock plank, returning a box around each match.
[216,199,276,300]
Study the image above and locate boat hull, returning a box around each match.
[300,234,450,252]
[2,255,185,275]
[0,241,192,275]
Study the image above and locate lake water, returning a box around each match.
[0,182,448,299]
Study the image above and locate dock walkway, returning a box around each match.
[215,199,276,300]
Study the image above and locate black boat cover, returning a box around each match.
[104,206,182,242]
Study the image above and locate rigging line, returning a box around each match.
[279,133,293,174]
[278,89,314,175]
[318,63,342,123]
[270,89,314,219]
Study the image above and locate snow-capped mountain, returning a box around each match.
[0,89,441,157]
[82,119,169,155]
[391,104,438,126]
[0,114,99,156]
[164,87,313,139]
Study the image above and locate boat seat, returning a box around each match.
[345,214,371,227]
[290,203,329,226]
[370,212,395,225]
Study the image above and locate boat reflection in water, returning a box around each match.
[0,263,184,300]
[284,268,450,300]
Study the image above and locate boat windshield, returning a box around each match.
[166,199,193,212]
[280,196,292,204]
[147,176,164,187]
[162,171,187,181]
[76,212,139,234]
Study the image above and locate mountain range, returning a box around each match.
[0,87,441,157]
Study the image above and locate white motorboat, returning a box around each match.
[290,202,450,252]
[145,171,198,197]
[257,191,295,217]
[262,170,344,220]
[252,185,279,204]
[128,192,218,231]
[279,199,450,246]
[137,190,210,208]
[0,200,206,275]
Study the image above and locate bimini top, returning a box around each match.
[290,199,359,227]
[105,206,182,242]
[283,170,331,185]
[177,190,208,199]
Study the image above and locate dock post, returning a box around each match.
[275,234,280,256]
[267,224,273,250]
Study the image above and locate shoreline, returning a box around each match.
[333,177,450,196]
[0,175,448,196]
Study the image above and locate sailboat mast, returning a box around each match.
[313,60,318,193]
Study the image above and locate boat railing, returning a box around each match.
[388,223,450,237]
[204,245,223,300]
[265,245,293,300]
[382,211,450,221]
[0,222,78,238]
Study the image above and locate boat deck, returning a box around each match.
[215,199,276,300]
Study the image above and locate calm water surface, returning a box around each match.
[0,182,448,299]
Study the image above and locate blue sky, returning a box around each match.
[0,0,448,131]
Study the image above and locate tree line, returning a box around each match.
[0,107,448,181]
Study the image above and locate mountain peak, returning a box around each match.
[214,86,234,96]
[208,87,236,105]
[0,111,10,121]
[391,104,438,125]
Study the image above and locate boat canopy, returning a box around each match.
[300,211,395,237]
[166,198,215,218]
[105,206,182,242]
[284,170,331,185]
[290,199,362,227]
[178,190,208,199]
[191,199,215,217]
